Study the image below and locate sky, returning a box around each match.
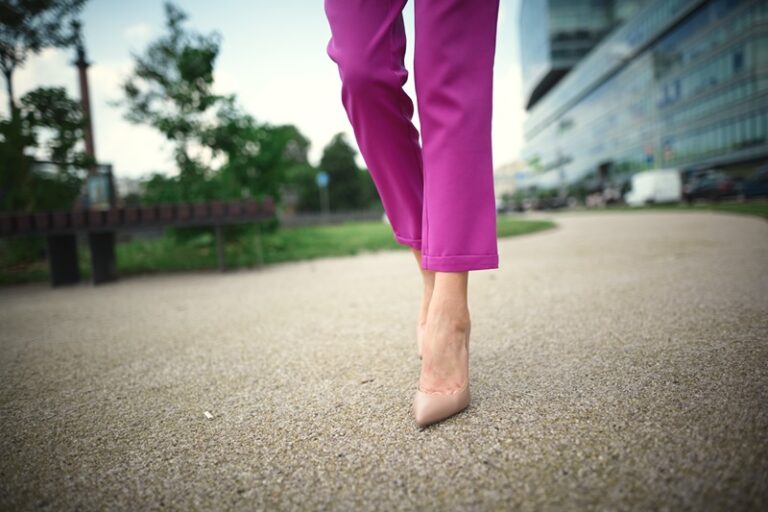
[0,0,527,180]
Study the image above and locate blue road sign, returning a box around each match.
[316,171,329,187]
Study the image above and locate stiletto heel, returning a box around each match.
[411,325,471,427]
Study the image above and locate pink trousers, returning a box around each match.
[323,0,500,272]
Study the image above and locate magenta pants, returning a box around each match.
[323,0,501,272]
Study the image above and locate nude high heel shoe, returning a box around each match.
[411,324,471,428]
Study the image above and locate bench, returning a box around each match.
[0,197,276,286]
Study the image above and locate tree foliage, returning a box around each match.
[0,86,87,211]
[0,114,33,210]
[0,0,87,115]
[115,1,222,200]
[21,86,89,167]
[318,132,378,212]
[118,1,316,215]
[202,95,310,202]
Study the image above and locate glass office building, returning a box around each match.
[521,0,649,109]
[519,0,768,192]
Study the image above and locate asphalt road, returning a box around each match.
[1,210,766,511]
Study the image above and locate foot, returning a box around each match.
[418,295,471,394]
[412,296,471,427]
[412,372,470,427]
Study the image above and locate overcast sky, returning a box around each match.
[1,0,527,180]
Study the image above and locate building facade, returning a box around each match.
[520,0,649,109]
[519,0,768,193]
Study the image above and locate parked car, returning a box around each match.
[534,195,568,210]
[624,168,682,206]
[683,169,738,203]
[739,165,768,199]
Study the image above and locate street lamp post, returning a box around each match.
[71,20,96,177]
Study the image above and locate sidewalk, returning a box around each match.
[1,211,766,510]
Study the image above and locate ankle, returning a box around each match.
[427,298,470,331]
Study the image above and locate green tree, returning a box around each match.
[21,86,90,167]
[21,86,87,209]
[0,86,87,211]
[203,95,310,203]
[115,1,222,201]
[358,167,380,209]
[318,133,377,211]
[283,163,323,213]
[0,114,34,210]
[0,0,87,117]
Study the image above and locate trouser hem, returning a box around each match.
[394,233,422,250]
[421,253,499,272]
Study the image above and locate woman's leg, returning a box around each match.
[324,0,436,355]
[414,0,501,396]
[323,0,424,250]
[411,248,435,355]
[414,0,501,272]
[420,271,471,393]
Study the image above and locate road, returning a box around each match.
[1,210,766,510]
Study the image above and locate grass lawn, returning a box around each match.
[0,216,556,286]
[561,200,768,220]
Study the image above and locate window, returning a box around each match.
[733,48,744,72]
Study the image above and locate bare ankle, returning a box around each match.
[427,297,469,330]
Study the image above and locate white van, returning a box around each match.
[624,168,682,206]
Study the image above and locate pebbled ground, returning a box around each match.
[1,210,766,511]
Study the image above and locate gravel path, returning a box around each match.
[1,210,766,511]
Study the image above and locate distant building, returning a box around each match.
[519,0,768,192]
[520,0,650,110]
[494,160,528,200]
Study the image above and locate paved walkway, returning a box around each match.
[1,211,766,511]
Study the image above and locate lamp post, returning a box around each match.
[71,20,96,176]
[71,19,117,212]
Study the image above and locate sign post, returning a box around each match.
[316,170,330,218]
